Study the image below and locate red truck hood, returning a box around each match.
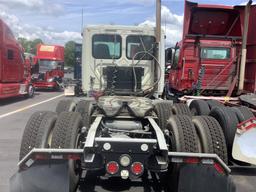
[183,1,242,38]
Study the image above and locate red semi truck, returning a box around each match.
[32,44,64,90]
[165,1,256,98]
[0,19,34,99]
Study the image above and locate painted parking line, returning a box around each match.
[0,94,64,119]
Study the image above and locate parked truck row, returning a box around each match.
[0,19,66,100]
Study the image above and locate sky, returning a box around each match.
[0,0,249,46]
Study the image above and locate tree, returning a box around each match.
[64,41,76,67]
[18,37,30,52]
[30,38,43,54]
[17,38,43,54]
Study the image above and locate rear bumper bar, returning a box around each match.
[17,148,230,174]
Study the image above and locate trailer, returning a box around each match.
[32,44,64,90]
[0,19,34,99]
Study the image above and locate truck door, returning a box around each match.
[168,47,180,90]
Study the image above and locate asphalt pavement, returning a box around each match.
[0,90,64,191]
[0,87,255,192]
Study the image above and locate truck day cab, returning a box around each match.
[0,19,34,99]
[165,1,256,97]
[32,44,64,90]
[11,24,236,192]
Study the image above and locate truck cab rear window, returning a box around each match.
[92,34,121,59]
[201,48,230,60]
[126,35,155,60]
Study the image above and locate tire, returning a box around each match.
[171,103,192,116]
[206,100,223,110]
[75,100,94,128]
[25,84,34,98]
[192,116,213,153]
[51,112,83,192]
[154,102,173,130]
[55,99,76,114]
[19,111,57,160]
[231,106,254,123]
[209,107,239,156]
[238,106,254,121]
[189,99,210,115]
[192,116,228,164]
[165,115,199,191]
[166,115,199,153]
[230,107,246,123]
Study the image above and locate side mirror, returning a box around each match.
[165,65,171,74]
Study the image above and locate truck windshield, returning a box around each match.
[201,47,230,60]
[39,60,59,72]
[126,35,155,60]
[92,34,121,59]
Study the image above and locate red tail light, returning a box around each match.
[184,157,200,164]
[106,161,119,175]
[34,154,47,160]
[67,154,81,160]
[214,163,224,174]
[131,162,144,175]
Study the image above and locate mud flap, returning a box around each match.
[232,128,256,165]
[10,160,70,192]
[178,164,235,192]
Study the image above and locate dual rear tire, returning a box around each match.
[166,114,227,164]
[164,115,232,191]
[19,111,57,160]
[155,103,227,163]
[19,111,83,192]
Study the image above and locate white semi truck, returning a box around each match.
[10,24,236,192]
